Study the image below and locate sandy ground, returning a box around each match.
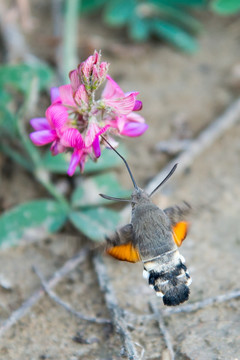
[1,3,240,359]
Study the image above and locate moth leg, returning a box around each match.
[105,223,133,247]
[164,201,191,226]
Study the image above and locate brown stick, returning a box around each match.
[125,289,240,324]
[149,301,175,360]
[33,265,110,325]
[93,254,141,360]
[0,248,88,338]
[163,289,240,316]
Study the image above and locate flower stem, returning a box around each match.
[63,0,79,83]
[35,168,70,210]
[0,143,33,171]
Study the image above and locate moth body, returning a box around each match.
[100,137,191,306]
[130,188,191,306]
[131,187,175,259]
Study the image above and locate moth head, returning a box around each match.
[131,187,149,206]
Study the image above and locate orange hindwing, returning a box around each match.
[107,243,140,263]
[172,221,188,247]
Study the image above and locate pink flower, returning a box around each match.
[30,104,69,155]
[101,76,147,137]
[50,87,61,103]
[85,122,110,158]
[30,50,147,176]
[102,75,141,115]
[64,124,109,175]
[116,113,148,137]
[69,69,81,93]
[72,50,109,94]
[60,128,85,175]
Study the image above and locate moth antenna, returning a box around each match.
[101,136,138,189]
[149,163,178,197]
[99,194,132,202]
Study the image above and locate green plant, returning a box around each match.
[79,0,207,53]
[210,0,240,14]
[0,62,132,248]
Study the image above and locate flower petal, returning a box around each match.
[120,122,148,137]
[125,112,145,123]
[67,150,82,176]
[102,75,125,99]
[50,87,60,103]
[85,123,99,147]
[30,117,51,131]
[50,140,66,155]
[104,93,136,115]
[30,130,56,146]
[61,128,85,149]
[85,123,110,147]
[133,100,142,111]
[69,69,81,92]
[59,84,76,107]
[91,124,110,157]
[46,104,69,134]
[79,152,88,173]
[92,136,101,158]
[74,84,89,108]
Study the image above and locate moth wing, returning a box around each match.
[164,202,191,225]
[107,243,140,263]
[105,223,140,263]
[172,221,188,247]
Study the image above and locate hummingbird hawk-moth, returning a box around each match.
[100,137,192,306]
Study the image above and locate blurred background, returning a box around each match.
[0,1,240,359]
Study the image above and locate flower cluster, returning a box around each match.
[30,51,148,175]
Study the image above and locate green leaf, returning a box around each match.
[30,62,53,90]
[41,145,127,174]
[71,172,131,208]
[69,207,120,242]
[150,1,203,33]
[0,105,17,136]
[129,15,151,41]
[0,200,67,248]
[103,0,136,26]
[80,0,108,13]
[210,0,240,14]
[0,63,53,95]
[0,88,12,106]
[156,0,207,7]
[151,20,198,53]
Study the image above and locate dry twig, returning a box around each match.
[149,301,175,360]
[0,248,88,338]
[33,265,110,325]
[125,289,240,324]
[93,254,141,360]
[163,289,240,316]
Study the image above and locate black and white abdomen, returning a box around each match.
[142,249,192,306]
